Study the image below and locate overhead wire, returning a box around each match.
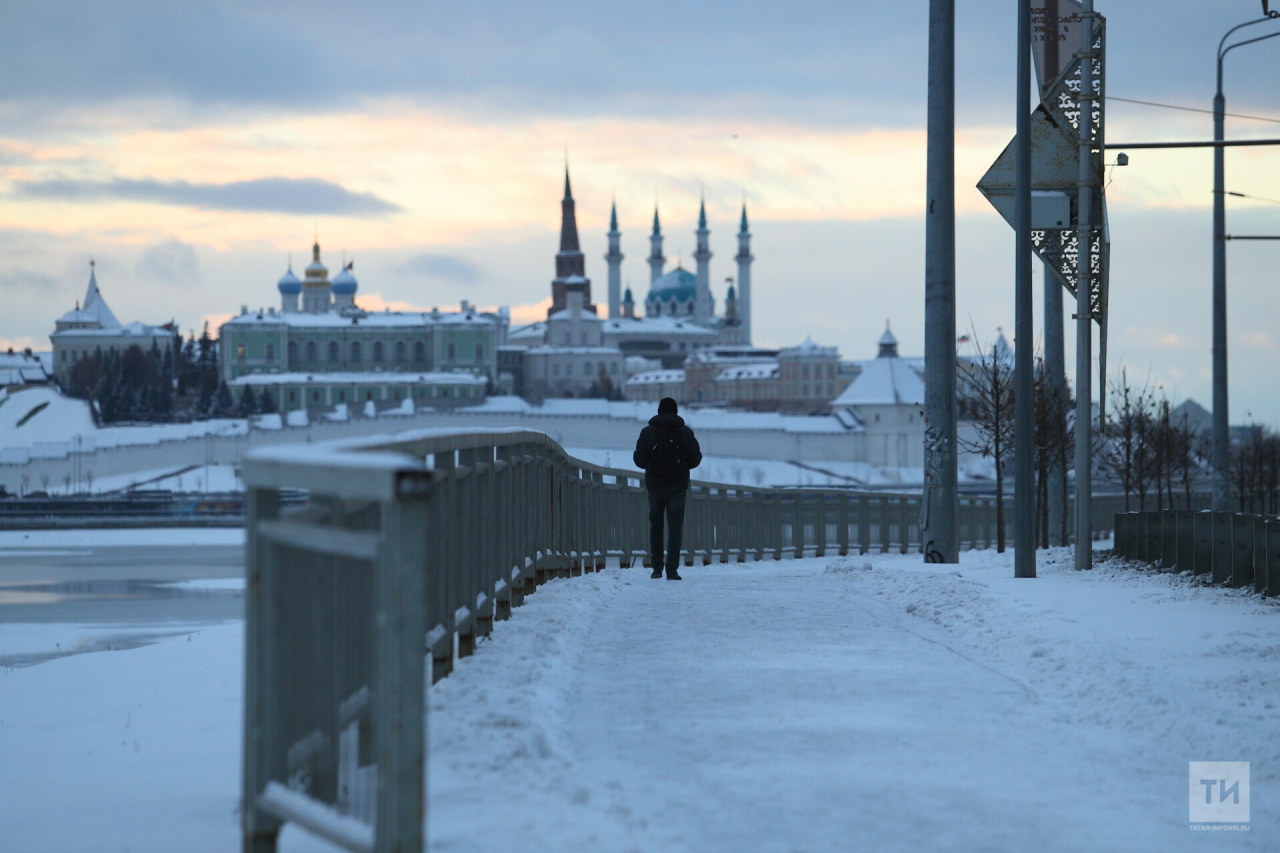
[1107,95,1280,125]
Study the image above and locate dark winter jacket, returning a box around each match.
[633,413,703,488]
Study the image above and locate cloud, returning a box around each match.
[14,176,401,217]
[397,253,481,284]
[136,239,200,284]
[0,269,57,290]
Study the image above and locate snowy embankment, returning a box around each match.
[1,549,1276,852]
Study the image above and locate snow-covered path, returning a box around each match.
[414,551,1279,853]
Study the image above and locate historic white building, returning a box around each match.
[50,263,178,383]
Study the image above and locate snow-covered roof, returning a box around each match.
[602,316,718,336]
[230,371,484,386]
[831,355,923,407]
[626,369,685,385]
[222,309,499,329]
[780,337,838,358]
[548,307,604,321]
[53,321,175,339]
[57,268,122,329]
[716,363,778,381]
[524,345,622,356]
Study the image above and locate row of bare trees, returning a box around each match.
[959,329,1072,552]
[1095,369,1208,513]
[1231,427,1280,514]
[953,336,1279,552]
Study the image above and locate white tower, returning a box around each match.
[736,203,753,345]
[605,200,624,318]
[693,198,713,324]
[647,208,665,285]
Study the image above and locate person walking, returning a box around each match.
[633,397,702,580]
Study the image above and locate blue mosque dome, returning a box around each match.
[647,267,697,303]
[331,264,358,295]
[276,267,301,295]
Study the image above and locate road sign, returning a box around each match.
[978,11,1110,409]
[1033,0,1087,97]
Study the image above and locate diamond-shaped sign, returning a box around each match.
[977,11,1110,414]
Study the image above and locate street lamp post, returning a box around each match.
[1212,7,1280,511]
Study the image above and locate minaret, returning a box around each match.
[693,197,713,324]
[622,285,635,319]
[647,207,665,285]
[736,202,754,345]
[550,167,594,316]
[605,199,624,318]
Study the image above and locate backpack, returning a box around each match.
[648,425,688,480]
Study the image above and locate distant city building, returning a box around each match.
[50,263,178,384]
[0,348,51,391]
[626,338,854,415]
[218,242,507,391]
[830,325,925,468]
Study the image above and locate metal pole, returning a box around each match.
[923,0,959,564]
[1213,53,1229,511]
[1073,0,1095,570]
[1209,16,1280,510]
[1014,0,1036,578]
[1044,261,1066,546]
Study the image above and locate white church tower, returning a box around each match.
[605,200,624,318]
[648,208,665,285]
[693,198,713,324]
[736,203,753,344]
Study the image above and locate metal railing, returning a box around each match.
[240,427,1025,852]
[1113,510,1278,596]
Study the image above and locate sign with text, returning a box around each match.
[1032,0,1086,96]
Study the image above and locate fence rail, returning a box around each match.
[240,427,1099,853]
[1113,510,1278,596]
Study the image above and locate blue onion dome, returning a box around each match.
[647,266,697,303]
[331,263,358,295]
[277,267,302,294]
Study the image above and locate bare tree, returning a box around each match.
[1232,426,1280,514]
[959,328,1015,552]
[1097,368,1156,512]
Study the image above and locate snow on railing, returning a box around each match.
[1114,510,1278,596]
[240,427,1007,853]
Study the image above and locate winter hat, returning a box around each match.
[658,397,678,414]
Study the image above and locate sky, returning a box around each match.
[1,0,1279,424]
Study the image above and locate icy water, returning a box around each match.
[0,543,242,668]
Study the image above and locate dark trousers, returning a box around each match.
[648,484,687,573]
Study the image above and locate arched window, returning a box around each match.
[305,341,317,363]
[288,341,297,363]
[327,342,339,363]
[236,343,246,361]
[413,341,425,363]
[373,341,384,362]
[395,341,406,363]
[351,341,362,363]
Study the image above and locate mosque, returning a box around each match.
[508,170,761,397]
